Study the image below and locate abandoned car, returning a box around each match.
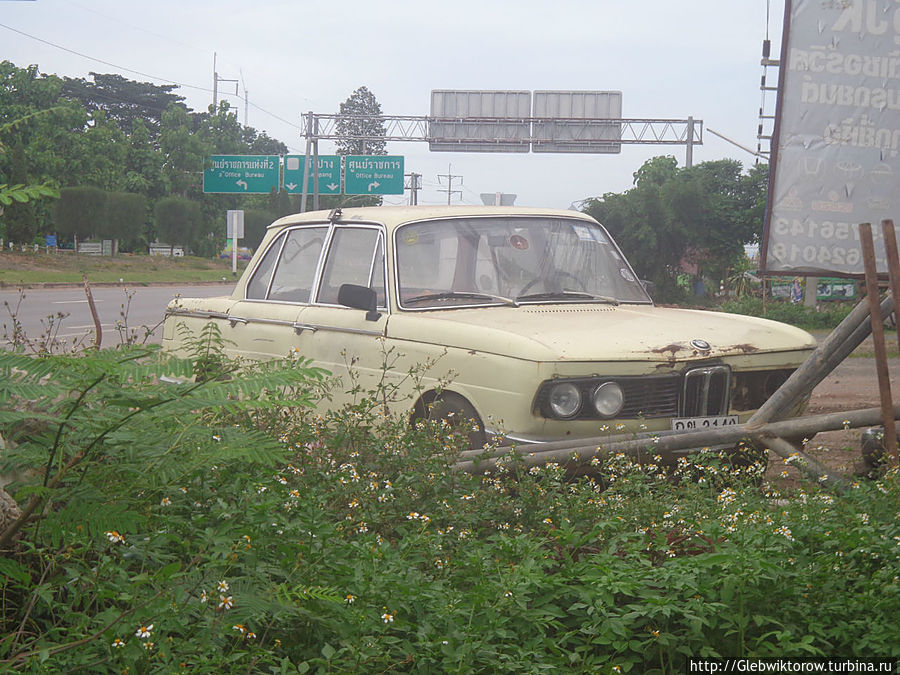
[162,205,816,452]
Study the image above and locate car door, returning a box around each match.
[224,225,329,360]
[299,224,390,408]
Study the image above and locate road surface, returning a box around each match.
[0,284,234,349]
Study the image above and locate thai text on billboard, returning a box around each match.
[762,0,900,275]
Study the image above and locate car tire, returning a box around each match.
[412,391,487,450]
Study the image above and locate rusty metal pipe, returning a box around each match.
[860,223,898,463]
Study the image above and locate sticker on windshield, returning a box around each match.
[509,234,529,250]
[403,232,419,246]
[571,224,596,241]
[619,268,636,282]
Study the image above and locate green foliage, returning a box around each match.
[1,338,897,672]
[0,110,61,242]
[242,208,276,251]
[60,73,186,142]
[0,183,59,208]
[583,157,767,303]
[104,191,149,250]
[335,86,387,157]
[54,186,107,242]
[718,296,855,330]
[0,60,295,253]
[154,196,202,252]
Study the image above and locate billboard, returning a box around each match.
[762,0,900,276]
[532,91,622,153]
[429,90,532,152]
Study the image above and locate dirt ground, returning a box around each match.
[768,334,899,486]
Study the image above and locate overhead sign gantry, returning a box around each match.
[297,89,702,209]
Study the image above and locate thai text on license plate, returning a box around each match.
[671,415,739,431]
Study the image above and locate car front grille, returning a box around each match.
[536,366,797,421]
[681,365,730,416]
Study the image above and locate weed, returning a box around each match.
[0,322,897,672]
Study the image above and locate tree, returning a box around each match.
[154,196,201,255]
[66,110,129,191]
[124,118,167,198]
[159,105,211,198]
[244,128,288,155]
[242,208,276,251]
[55,186,106,243]
[104,191,148,252]
[583,156,766,302]
[1,140,38,243]
[196,101,246,154]
[60,73,185,142]
[335,86,386,156]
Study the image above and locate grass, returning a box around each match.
[0,251,246,286]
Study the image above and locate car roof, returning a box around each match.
[268,205,599,231]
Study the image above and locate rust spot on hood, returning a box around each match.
[651,343,684,356]
[651,343,684,365]
[729,343,759,353]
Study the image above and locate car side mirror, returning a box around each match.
[337,283,382,321]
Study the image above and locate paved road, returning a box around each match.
[0,284,235,350]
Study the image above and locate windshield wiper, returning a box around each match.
[404,291,519,307]
[515,290,620,305]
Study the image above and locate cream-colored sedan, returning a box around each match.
[162,205,815,452]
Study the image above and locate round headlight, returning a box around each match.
[592,381,624,417]
[548,382,582,418]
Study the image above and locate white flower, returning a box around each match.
[135,623,153,639]
[105,530,125,544]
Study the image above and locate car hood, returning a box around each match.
[386,304,816,363]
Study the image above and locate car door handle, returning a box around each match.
[292,322,318,334]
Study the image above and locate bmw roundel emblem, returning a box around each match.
[690,339,712,351]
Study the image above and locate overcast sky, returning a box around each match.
[1,0,785,209]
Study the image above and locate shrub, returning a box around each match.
[1,343,898,672]
[718,296,855,330]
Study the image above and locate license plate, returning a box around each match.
[671,415,739,431]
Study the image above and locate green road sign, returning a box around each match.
[283,155,341,194]
[203,155,280,194]
[345,156,404,195]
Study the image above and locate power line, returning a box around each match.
[0,22,207,92]
[437,165,463,205]
[0,22,304,133]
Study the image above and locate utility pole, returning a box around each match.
[405,172,421,205]
[437,164,463,205]
[212,52,238,112]
[240,71,249,127]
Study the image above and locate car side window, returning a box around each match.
[316,227,386,307]
[266,226,328,303]
[245,233,284,300]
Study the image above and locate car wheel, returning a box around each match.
[412,391,487,450]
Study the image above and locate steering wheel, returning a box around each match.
[519,270,588,296]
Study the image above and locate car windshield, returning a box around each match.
[395,216,651,309]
